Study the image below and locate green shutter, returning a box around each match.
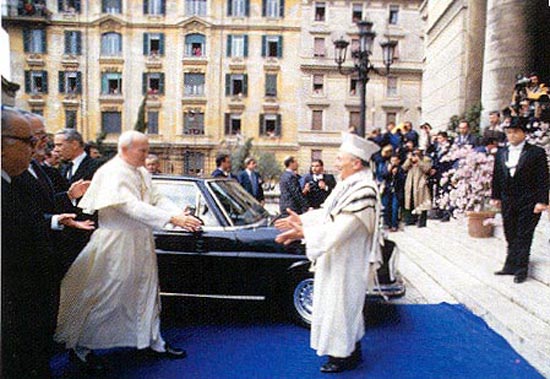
[259,114,264,134]
[244,35,248,57]
[76,72,82,93]
[101,74,108,94]
[75,0,81,12]
[227,35,232,57]
[277,36,283,57]
[159,73,165,94]
[262,0,266,16]
[59,71,66,93]
[58,0,63,11]
[42,71,48,93]
[41,30,47,53]
[159,34,165,55]
[143,33,149,55]
[23,29,30,52]
[243,74,248,96]
[276,114,282,136]
[25,71,31,93]
[225,74,231,96]
[64,31,70,54]
[227,0,232,16]
[224,114,230,134]
[144,0,148,14]
[76,31,82,54]
[142,73,147,94]
[280,0,285,17]
[245,0,250,16]
[261,36,266,57]
[161,0,166,14]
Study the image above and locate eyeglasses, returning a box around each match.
[2,135,39,146]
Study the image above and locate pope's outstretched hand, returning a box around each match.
[170,214,202,232]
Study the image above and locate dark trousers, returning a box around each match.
[501,202,541,274]
[382,192,400,229]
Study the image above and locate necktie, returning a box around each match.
[66,161,74,182]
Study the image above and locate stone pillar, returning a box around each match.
[480,0,533,125]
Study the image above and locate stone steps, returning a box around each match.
[390,214,550,378]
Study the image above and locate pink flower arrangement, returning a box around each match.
[437,145,495,215]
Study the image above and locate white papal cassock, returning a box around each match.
[300,169,382,358]
[55,156,181,350]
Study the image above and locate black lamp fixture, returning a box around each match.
[333,20,397,137]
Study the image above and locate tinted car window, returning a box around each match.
[208,180,269,226]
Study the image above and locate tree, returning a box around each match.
[256,151,282,191]
[134,96,147,133]
[230,137,253,174]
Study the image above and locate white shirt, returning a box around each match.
[506,140,526,177]
[68,151,87,179]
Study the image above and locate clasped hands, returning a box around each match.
[490,199,548,214]
[274,209,304,245]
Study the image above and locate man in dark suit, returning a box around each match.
[2,107,58,378]
[492,117,550,283]
[211,152,235,178]
[300,159,336,209]
[238,157,265,204]
[453,120,478,148]
[279,156,307,216]
[54,129,101,271]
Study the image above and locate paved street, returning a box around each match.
[390,213,550,378]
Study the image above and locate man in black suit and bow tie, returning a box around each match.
[491,117,549,283]
[54,129,101,270]
[237,157,265,204]
[300,159,336,209]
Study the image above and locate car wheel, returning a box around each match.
[290,276,314,328]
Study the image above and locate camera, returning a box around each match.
[515,75,531,89]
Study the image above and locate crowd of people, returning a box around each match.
[2,83,549,375]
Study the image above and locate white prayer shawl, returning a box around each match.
[55,156,181,350]
[301,169,382,358]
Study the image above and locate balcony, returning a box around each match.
[2,1,52,25]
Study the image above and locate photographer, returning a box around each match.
[300,159,336,210]
[402,148,432,228]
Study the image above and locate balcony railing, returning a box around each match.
[2,1,52,20]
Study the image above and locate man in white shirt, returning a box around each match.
[491,118,549,283]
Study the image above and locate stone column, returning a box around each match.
[480,0,533,125]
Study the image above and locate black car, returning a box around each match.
[153,176,404,327]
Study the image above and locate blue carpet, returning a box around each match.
[51,303,543,379]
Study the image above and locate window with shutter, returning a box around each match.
[313,37,325,57]
[265,74,277,97]
[101,33,122,56]
[185,34,205,57]
[101,73,122,94]
[312,74,324,95]
[265,0,280,17]
[264,36,281,58]
[311,110,323,131]
[103,0,122,14]
[184,73,205,96]
[186,0,207,16]
[352,3,362,22]
[147,111,159,134]
[230,35,245,57]
[65,31,81,55]
[184,112,205,135]
[230,0,246,16]
[65,110,77,128]
[349,111,360,130]
[314,2,325,21]
[261,114,280,136]
[225,114,242,135]
[102,111,122,134]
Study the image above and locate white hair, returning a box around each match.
[118,130,147,153]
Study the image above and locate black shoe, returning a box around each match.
[147,344,187,360]
[320,355,360,374]
[514,274,527,283]
[69,350,107,374]
[494,269,515,276]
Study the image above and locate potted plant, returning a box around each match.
[437,145,497,238]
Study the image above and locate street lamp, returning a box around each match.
[333,20,397,138]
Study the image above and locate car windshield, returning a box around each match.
[208,180,270,226]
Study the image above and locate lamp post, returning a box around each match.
[334,21,397,138]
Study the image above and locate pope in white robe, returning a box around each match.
[55,131,201,370]
[276,132,382,374]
